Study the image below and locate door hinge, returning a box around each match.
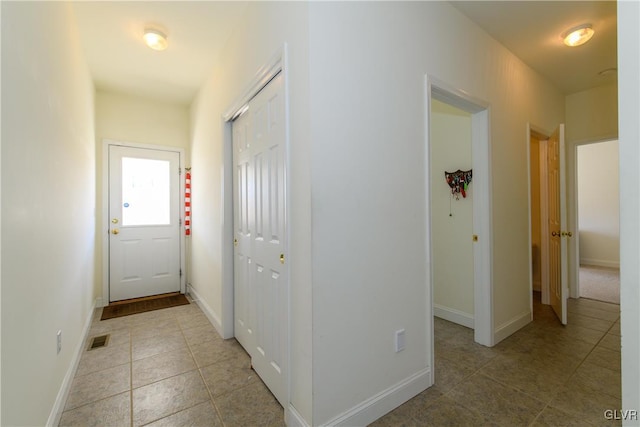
[179,167,182,175]
[179,218,183,226]
[180,269,182,277]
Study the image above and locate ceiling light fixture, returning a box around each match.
[562,24,594,47]
[143,28,168,51]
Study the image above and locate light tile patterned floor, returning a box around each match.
[60,293,621,426]
[373,293,622,427]
[59,298,284,427]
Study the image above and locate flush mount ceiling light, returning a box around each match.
[562,24,594,47]
[143,28,168,51]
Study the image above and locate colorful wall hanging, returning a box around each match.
[185,168,191,236]
[445,169,473,200]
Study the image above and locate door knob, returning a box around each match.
[112,229,119,235]
[562,231,573,237]
[280,254,285,264]
[551,231,560,237]
[111,218,119,224]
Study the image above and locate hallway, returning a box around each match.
[58,298,283,426]
[59,293,620,426]
[374,293,621,426]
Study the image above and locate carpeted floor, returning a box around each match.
[579,264,620,304]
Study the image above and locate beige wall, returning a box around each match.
[308,2,564,423]
[566,83,618,144]
[1,3,96,425]
[189,2,312,422]
[190,2,565,424]
[94,90,190,301]
[577,140,620,267]
[431,99,474,322]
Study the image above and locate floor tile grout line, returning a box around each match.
[179,308,227,427]
[129,318,134,427]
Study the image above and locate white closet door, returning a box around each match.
[233,72,287,406]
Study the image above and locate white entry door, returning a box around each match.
[233,72,288,407]
[109,145,181,302]
[547,125,568,324]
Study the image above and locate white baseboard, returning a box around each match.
[286,404,312,427]
[187,284,224,338]
[581,259,620,269]
[493,310,532,345]
[46,298,98,427]
[320,368,432,427]
[434,304,474,329]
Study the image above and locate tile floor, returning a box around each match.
[60,293,621,426]
[59,298,284,427]
[373,293,622,427]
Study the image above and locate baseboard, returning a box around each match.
[187,284,224,338]
[434,304,474,329]
[320,367,432,427]
[493,310,532,345]
[581,259,620,269]
[286,404,312,427]
[46,299,98,427]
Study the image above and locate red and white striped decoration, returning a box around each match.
[185,169,191,236]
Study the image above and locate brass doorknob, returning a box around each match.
[111,218,119,224]
[112,229,119,235]
[562,231,573,237]
[551,231,560,237]
[280,254,285,264]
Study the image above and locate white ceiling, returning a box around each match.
[451,1,617,95]
[72,1,249,105]
[72,1,617,106]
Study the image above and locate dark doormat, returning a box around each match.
[101,293,190,320]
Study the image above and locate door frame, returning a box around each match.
[101,139,186,306]
[425,75,494,347]
[220,43,291,406]
[567,135,618,299]
[528,125,551,305]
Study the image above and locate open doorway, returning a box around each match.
[576,140,620,304]
[427,77,492,347]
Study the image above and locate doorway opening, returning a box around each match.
[576,140,620,304]
[529,124,572,325]
[426,77,493,348]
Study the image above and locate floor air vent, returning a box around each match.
[88,334,110,350]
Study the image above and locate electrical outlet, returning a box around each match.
[395,329,406,353]
[57,330,62,354]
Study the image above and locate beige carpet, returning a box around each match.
[579,264,620,304]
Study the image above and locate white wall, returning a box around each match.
[1,3,96,425]
[566,83,618,144]
[618,1,640,420]
[94,90,190,302]
[431,99,474,323]
[189,2,313,423]
[307,2,564,423]
[577,140,619,267]
[190,2,565,424]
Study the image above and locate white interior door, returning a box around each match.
[233,72,288,406]
[547,125,568,324]
[109,145,181,302]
